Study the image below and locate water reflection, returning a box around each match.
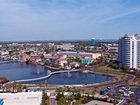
[31,72,112,85]
[0,62,48,81]
[0,63,112,85]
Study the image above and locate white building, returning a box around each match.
[0,92,42,105]
[118,34,140,69]
[56,44,75,51]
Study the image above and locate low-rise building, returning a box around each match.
[0,92,42,105]
[20,53,30,62]
[57,51,101,60]
[56,43,75,51]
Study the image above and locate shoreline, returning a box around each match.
[1,61,136,90]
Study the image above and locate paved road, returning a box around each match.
[130,86,140,105]
[49,93,57,105]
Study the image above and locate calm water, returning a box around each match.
[0,63,111,85]
[33,72,112,85]
[0,62,48,81]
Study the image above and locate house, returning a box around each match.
[20,53,30,62]
[56,58,68,68]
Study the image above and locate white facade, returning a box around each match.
[0,92,42,105]
[118,34,140,69]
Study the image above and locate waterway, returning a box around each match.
[0,62,111,85]
[0,62,48,81]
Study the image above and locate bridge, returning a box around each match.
[5,70,79,84]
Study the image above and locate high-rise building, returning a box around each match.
[118,34,140,69]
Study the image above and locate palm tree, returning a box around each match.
[92,90,96,97]
[12,82,17,92]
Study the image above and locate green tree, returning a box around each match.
[56,92,63,100]
[41,91,48,105]
[74,92,81,100]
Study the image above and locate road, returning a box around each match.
[49,93,57,105]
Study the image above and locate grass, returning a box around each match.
[94,66,121,74]
[57,97,67,105]
[73,100,81,105]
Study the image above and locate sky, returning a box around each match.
[0,0,140,41]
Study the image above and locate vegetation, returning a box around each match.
[81,97,93,104]
[108,62,129,72]
[56,92,64,100]
[56,91,83,105]
[94,66,119,73]
[74,92,81,100]
[57,97,67,105]
[0,77,9,84]
[4,82,27,92]
[56,92,67,105]
[73,100,81,105]
[41,91,49,105]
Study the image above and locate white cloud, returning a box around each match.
[104,8,140,21]
[0,0,140,40]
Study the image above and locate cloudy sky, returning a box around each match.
[0,0,140,41]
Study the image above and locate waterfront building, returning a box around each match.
[118,34,140,69]
[20,53,30,62]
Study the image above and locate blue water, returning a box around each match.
[46,72,111,85]
[0,63,111,85]
[0,62,48,81]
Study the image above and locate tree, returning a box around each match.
[74,92,81,100]
[92,90,96,96]
[122,65,129,72]
[41,91,48,105]
[12,82,17,92]
[57,97,67,105]
[75,57,81,63]
[112,100,118,105]
[56,92,63,100]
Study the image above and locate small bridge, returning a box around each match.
[5,70,79,84]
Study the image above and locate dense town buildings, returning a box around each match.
[0,39,139,105]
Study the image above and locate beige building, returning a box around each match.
[58,51,101,60]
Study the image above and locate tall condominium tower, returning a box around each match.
[118,34,140,69]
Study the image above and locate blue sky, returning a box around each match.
[0,0,140,41]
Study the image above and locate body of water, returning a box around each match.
[0,62,48,81]
[0,62,111,85]
[33,72,111,85]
